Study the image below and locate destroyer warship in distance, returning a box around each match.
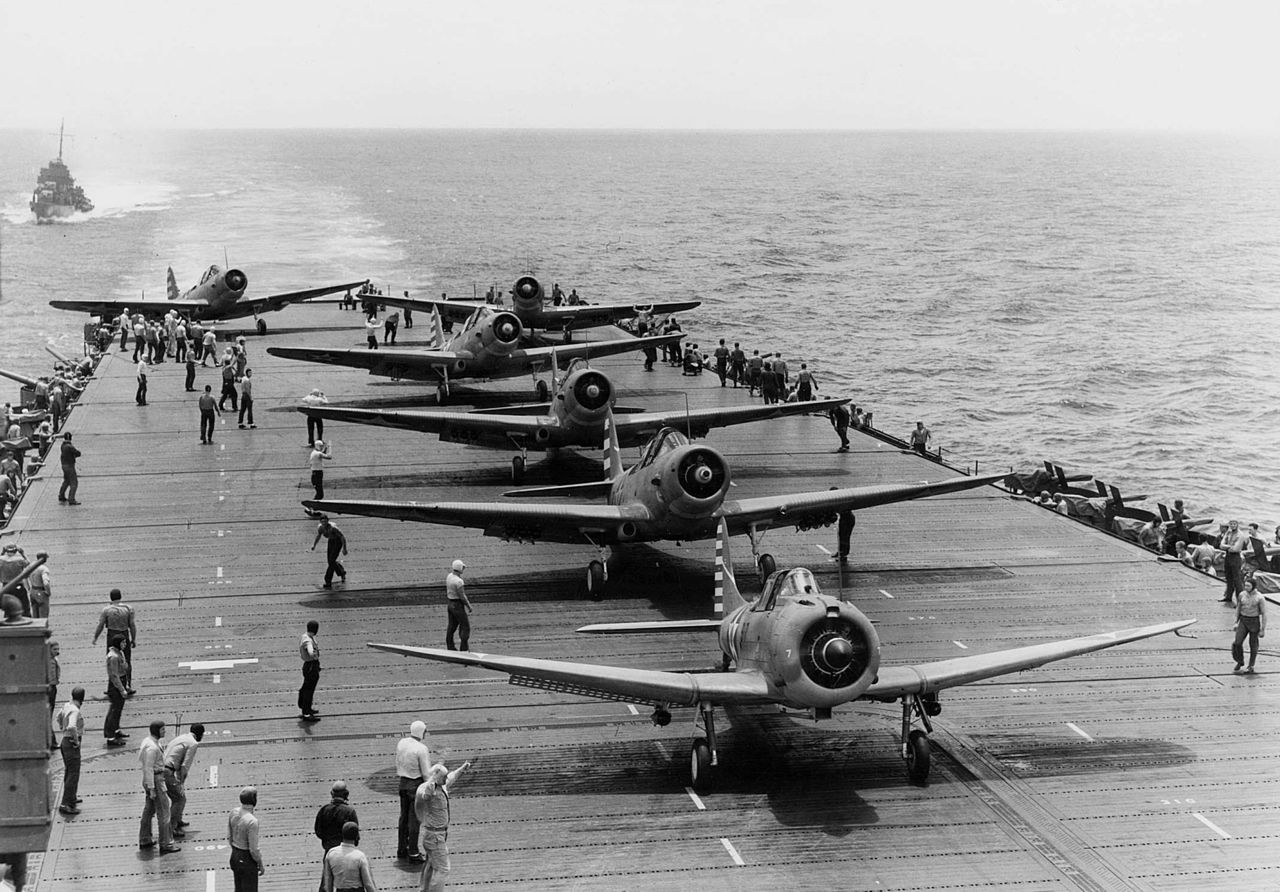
[29,122,93,223]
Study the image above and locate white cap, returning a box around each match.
[314,439,324,448]
[451,559,466,573]
[410,720,426,739]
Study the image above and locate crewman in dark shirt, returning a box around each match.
[313,780,359,891]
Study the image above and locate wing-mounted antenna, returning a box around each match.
[603,407,624,482]
[166,267,180,301]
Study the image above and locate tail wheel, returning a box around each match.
[587,560,606,599]
[535,379,550,401]
[906,729,931,783]
[436,384,448,405]
[758,553,777,578]
[256,319,267,335]
[512,455,525,484]
[690,739,713,793]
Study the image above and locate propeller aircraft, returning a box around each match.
[269,306,681,403]
[305,408,1008,595]
[369,519,1193,791]
[379,275,700,340]
[49,264,369,334]
[297,358,851,482]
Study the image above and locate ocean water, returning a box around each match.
[2,129,1279,525]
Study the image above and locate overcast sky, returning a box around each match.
[3,0,1277,131]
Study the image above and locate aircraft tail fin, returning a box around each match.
[430,306,446,347]
[714,518,748,617]
[603,408,624,481]
[166,267,180,300]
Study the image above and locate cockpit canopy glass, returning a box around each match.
[636,428,691,468]
[754,567,818,611]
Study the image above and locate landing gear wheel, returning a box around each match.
[586,560,606,599]
[906,729,931,783]
[690,739,713,793]
[535,379,550,401]
[256,319,267,335]
[757,553,777,578]
[512,455,525,484]
[436,384,448,405]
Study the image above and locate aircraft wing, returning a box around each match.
[297,406,547,449]
[718,472,1007,534]
[303,498,649,544]
[267,346,461,381]
[236,279,370,315]
[368,643,776,706]
[510,333,682,374]
[863,619,1194,699]
[49,297,213,316]
[532,299,702,329]
[614,396,849,447]
[376,297,486,323]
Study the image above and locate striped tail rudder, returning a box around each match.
[714,518,747,616]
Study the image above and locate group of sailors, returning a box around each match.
[1024,483,1280,590]
[1,361,91,525]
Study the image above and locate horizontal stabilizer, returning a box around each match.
[577,620,721,633]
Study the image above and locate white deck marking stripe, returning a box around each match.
[209,765,218,787]
[216,567,223,578]
[720,837,745,865]
[206,869,216,892]
[879,589,894,598]
[1192,812,1232,839]
[626,704,638,715]
[215,616,222,627]
[815,544,832,555]
[1066,722,1094,742]
[953,641,969,649]
[684,788,706,811]
[178,658,259,671]
[213,674,221,684]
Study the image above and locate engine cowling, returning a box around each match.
[654,445,729,521]
[512,276,544,315]
[474,311,522,357]
[207,268,249,311]
[223,268,248,293]
[769,599,880,710]
[560,369,613,427]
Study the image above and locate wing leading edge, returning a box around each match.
[368,643,776,705]
[863,619,1195,700]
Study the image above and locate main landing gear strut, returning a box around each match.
[689,701,718,793]
[901,693,942,783]
[582,534,610,599]
[746,523,776,580]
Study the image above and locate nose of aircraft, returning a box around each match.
[493,314,521,343]
[225,269,248,292]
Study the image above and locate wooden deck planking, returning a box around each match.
[8,303,1272,891]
